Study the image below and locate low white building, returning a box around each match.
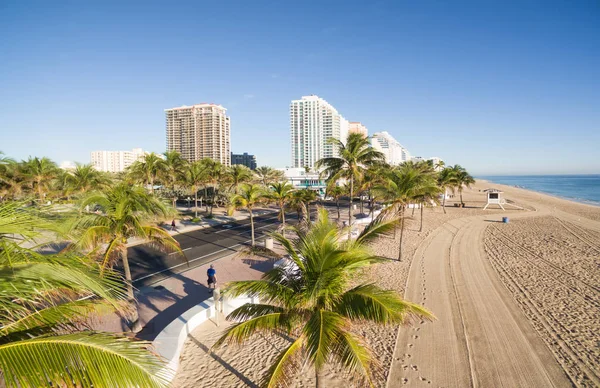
[278,167,327,194]
[90,148,147,173]
[371,131,410,165]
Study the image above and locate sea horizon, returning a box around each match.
[477,174,600,207]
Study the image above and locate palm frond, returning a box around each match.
[0,332,171,388]
[336,284,434,324]
[330,330,378,387]
[262,336,305,388]
[213,310,291,348]
[304,310,346,370]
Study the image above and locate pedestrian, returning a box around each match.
[207,264,217,292]
[171,219,177,232]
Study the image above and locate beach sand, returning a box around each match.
[171,181,600,387]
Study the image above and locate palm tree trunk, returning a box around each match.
[419,204,423,232]
[315,369,319,388]
[398,206,405,261]
[204,187,209,212]
[122,250,142,332]
[460,187,464,207]
[348,177,354,238]
[249,209,255,246]
[150,177,154,195]
[442,188,447,214]
[194,189,198,218]
[336,199,340,220]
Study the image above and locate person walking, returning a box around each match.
[207,264,217,293]
[171,219,177,232]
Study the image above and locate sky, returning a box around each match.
[0,0,599,176]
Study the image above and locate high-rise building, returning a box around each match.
[165,103,230,165]
[90,148,147,173]
[348,122,368,137]
[231,152,257,170]
[371,132,411,166]
[290,95,348,168]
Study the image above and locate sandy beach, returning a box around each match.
[171,180,600,388]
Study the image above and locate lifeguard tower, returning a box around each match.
[483,188,505,210]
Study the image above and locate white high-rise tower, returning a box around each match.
[290,95,348,168]
[371,131,411,166]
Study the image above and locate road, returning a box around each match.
[127,210,299,286]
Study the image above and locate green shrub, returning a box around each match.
[191,217,202,223]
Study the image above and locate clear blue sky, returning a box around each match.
[1,0,598,175]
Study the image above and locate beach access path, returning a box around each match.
[388,190,600,387]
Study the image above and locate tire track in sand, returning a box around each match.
[387,213,571,387]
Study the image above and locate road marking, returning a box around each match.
[135,225,279,283]
[214,215,280,233]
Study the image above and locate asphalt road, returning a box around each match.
[128,210,300,286]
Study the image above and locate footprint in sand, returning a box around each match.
[411,365,418,371]
[402,364,408,370]
[408,343,414,348]
[414,327,420,331]
[402,378,409,385]
[413,335,420,339]
[404,353,412,358]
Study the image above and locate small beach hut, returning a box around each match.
[483,188,505,210]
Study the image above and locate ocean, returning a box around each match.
[478,175,600,207]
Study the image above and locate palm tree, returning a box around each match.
[289,189,317,223]
[228,183,266,246]
[0,201,171,387]
[213,209,433,387]
[0,155,22,202]
[451,165,475,207]
[128,152,166,194]
[64,163,110,197]
[325,184,345,220]
[228,164,253,194]
[316,133,384,236]
[73,184,183,332]
[185,160,208,218]
[254,166,284,186]
[162,151,187,208]
[438,167,458,214]
[267,182,295,231]
[375,163,429,260]
[21,156,58,202]
[412,174,441,232]
[203,159,225,216]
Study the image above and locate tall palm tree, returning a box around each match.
[162,151,187,207]
[254,166,285,186]
[213,209,433,387]
[438,167,458,214]
[289,189,317,223]
[21,157,58,202]
[204,159,225,216]
[73,184,183,332]
[326,184,346,220]
[64,163,110,196]
[0,201,171,387]
[128,152,166,194]
[267,182,295,231]
[451,165,475,207]
[375,163,429,260]
[228,164,253,194]
[316,133,384,236]
[185,160,208,218]
[228,183,266,246]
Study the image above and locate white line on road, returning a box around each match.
[214,215,280,233]
[136,225,277,283]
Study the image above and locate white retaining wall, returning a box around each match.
[152,293,259,381]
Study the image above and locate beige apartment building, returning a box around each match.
[348,122,368,137]
[165,103,231,165]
